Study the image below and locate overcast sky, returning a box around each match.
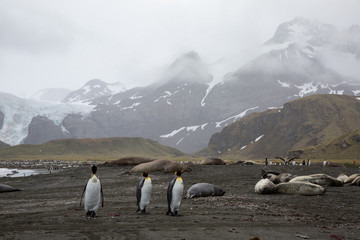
[1,0,360,98]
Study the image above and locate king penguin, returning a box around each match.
[136,171,152,214]
[167,170,184,216]
[80,165,104,218]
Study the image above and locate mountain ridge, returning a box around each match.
[198,94,360,159]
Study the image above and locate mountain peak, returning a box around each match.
[266,17,337,47]
[62,79,126,104]
[162,51,212,84]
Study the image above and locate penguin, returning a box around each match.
[80,165,104,218]
[136,171,152,214]
[167,170,184,216]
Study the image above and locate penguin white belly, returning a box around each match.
[170,178,183,212]
[139,178,152,210]
[84,177,101,212]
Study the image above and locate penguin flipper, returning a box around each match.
[80,182,88,207]
[167,177,176,214]
[137,178,145,206]
[101,183,104,207]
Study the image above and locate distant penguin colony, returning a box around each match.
[136,171,152,214]
[80,165,104,218]
[167,170,184,216]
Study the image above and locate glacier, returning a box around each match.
[0,92,94,145]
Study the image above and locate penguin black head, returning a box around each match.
[175,170,184,176]
[91,165,97,174]
[142,171,149,177]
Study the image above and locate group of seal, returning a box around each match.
[79,166,226,218]
[256,169,360,196]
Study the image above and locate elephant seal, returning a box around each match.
[350,176,360,186]
[274,182,325,196]
[336,173,348,183]
[107,157,154,166]
[261,170,293,184]
[185,183,225,198]
[277,173,294,183]
[130,159,191,173]
[0,184,21,193]
[200,157,226,165]
[289,174,343,187]
[344,174,360,184]
[254,179,275,194]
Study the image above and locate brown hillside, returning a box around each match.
[289,128,360,160]
[199,94,360,159]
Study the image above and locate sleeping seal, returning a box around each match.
[254,179,275,194]
[274,182,325,196]
[344,174,360,184]
[336,173,348,183]
[185,183,225,198]
[289,174,343,187]
[0,184,21,193]
[350,176,360,186]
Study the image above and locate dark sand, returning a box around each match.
[0,164,359,240]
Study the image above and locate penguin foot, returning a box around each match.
[86,211,97,218]
[141,209,149,215]
[170,212,182,217]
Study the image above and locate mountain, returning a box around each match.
[31,88,72,102]
[0,92,94,145]
[198,95,360,159]
[0,140,10,149]
[0,137,185,161]
[289,128,360,160]
[1,18,360,154]
[62,79,126,104]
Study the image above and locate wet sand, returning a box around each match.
[0,164,359,240]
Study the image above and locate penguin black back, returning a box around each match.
[91,165,97,174]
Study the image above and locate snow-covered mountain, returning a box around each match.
[2,17,360,154]
[266,17,360,79]
[62,79,126,104]
[0,92,94,145]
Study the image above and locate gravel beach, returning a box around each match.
[0,164,359,240]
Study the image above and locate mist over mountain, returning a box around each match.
[1,18,360,155]
[31,88,72,102]
[62,79,126,104]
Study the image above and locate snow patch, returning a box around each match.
[255,134,264,142]
[120,103,140,111]
[160,123,208,139]
[160,127,186,138]
[201,80,223,107]
[352,90,360,96]
[129,92,143,100]
[215,107,259,128]
[61,125,70,134]
[176,138,184,145]
[295,82,319,97]
[240,145,247,150]
[154,91,172,103]
[277,80,290,88]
